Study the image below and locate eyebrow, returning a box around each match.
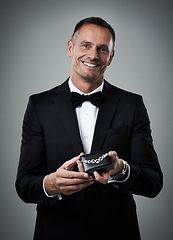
[80,41,109,49]
[80,41,92,45]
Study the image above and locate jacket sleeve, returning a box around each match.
[125,96,163,198]
[15,96,58,204]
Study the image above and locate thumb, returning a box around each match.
[109,151,118,164]
[62,155,80,171]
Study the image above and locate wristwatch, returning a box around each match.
[111,160,129,181]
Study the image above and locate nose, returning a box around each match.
[89,48,99,60]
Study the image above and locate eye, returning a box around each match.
[82,44,89,48]
[100,47,108,53]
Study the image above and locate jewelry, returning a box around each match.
[81,153,109,164]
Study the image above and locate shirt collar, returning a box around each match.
[68,77,104,95]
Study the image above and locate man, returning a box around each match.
[16,17,163,239]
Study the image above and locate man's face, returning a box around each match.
[68,24,114,84]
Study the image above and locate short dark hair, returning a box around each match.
[71,17,116,49]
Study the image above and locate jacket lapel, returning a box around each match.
[91,81,120,152]
[54,80,84,156]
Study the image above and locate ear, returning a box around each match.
[67,40,73,58]
[108,50,115,66]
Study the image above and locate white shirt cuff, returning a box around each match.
[108,163,130,183]
[43,176,62,200]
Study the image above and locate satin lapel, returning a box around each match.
[54,81,84,156]
[91,81,120,152]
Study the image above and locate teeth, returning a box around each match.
[83,62,98,67]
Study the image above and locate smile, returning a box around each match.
[82,61,100,68]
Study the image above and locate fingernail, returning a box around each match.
[111,151,115,156]
[83,173,88,178]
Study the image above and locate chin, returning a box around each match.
[81,73,102,82]
[82,77,99,84]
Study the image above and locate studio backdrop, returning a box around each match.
[0,0,172,239]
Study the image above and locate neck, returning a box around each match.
[71,75,104,94]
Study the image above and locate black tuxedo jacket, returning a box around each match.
[16,80,163,240]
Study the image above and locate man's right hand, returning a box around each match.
[44,154,94,196]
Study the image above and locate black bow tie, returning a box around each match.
[71,91,103,108]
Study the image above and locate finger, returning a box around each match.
[93,171,109,184]
[57,175,94,186]
[77,159,84,172]
[109,151,118,164]
[79,152,84,156]
[60,179,94,195]
[56,168,89,179]
[76,152,84,172]
[77,152,84,172]
[62,155,80,171]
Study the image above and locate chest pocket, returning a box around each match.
[107,126,128,137]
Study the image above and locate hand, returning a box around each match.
[93,151,123,184]
[44,154,94,196]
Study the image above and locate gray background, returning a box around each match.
[1,0,172,239]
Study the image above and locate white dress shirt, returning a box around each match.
[69,77,104,154]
